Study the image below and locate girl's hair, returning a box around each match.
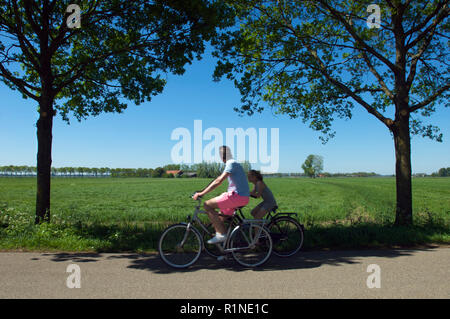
[249,170,263,181]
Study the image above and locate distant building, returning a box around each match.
[166,170,183,177]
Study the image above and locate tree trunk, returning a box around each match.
[392,111,413,226]
[35,95,54,224]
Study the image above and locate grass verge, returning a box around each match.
[1,207,448,252]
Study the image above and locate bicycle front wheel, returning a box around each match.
[158,223,202,268]
[268,217,304,257]
[229,223,272,267]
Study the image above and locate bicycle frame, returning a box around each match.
[185,198,269,254]
[265,209,298,220]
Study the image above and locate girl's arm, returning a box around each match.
[250,186,257,197]
[252,181,265,198]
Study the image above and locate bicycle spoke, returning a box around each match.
[159,224,202,268]
[269,217,304,257]
[230,224,272,267]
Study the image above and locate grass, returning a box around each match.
[0,177,449,252]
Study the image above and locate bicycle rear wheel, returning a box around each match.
[158,223,202,268]
[268,216,304,257]
[229,223,272,267]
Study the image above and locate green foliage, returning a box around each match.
[163,164,181,171]
[181,161,251,178]
[193,162,225,178]
[0,0,234,120]
[152,167,165,178]
[211,0,449,142]
[301,154,324,178]
[431,167,450,177]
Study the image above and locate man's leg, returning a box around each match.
[204,198,227,235]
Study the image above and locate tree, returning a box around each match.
[152,167,165,178]
[0,0,231,223]
[212,0,449,226]
[163,164,181,170]
[437,167,450,176]
[301,154,324,178]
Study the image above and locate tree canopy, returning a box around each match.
[301,154,324,178]
[212,0,449,141]
[0,0,231,120]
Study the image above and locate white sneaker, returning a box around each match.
[207,233,227,244]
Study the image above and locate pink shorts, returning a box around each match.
[216,191,249,215]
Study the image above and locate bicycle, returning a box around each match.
[264,206,304,257]
[204,205,305,258]
[158,195,273,268]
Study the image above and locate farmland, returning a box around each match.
[0,177,449,252]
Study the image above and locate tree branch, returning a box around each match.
[409,83,450,112]
[359,50,395,100]
[304,43,394,129]
[49,0,100,56]
[405,1,447,37]
[315,0,398,73]
[53,38,164,93]
[23,0,42,38]
[9,0,40,70]
[406,3,449,50]
[0,62,40,100]
[406,31,436,91]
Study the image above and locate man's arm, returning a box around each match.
[194,171,230,198]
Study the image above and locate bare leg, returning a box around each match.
[251,207,268,219]
[204,198,227,235]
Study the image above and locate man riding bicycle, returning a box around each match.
[192,146,250,244]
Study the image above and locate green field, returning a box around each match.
[0,177,449,252]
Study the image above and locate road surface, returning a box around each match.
[0,247,448,299]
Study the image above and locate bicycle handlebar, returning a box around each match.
[191,192,203,200]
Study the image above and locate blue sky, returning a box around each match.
[0,47,449,175]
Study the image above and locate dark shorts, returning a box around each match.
[254,200,277,212]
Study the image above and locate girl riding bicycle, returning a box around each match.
[248,170,277,219]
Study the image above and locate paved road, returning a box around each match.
[0,247,449,299]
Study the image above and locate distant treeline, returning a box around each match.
[430,167,450,177]
[1,165,448,178]
[0,165,181,178]
[0,163,251,178]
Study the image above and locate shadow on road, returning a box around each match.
[41,247,436,274]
